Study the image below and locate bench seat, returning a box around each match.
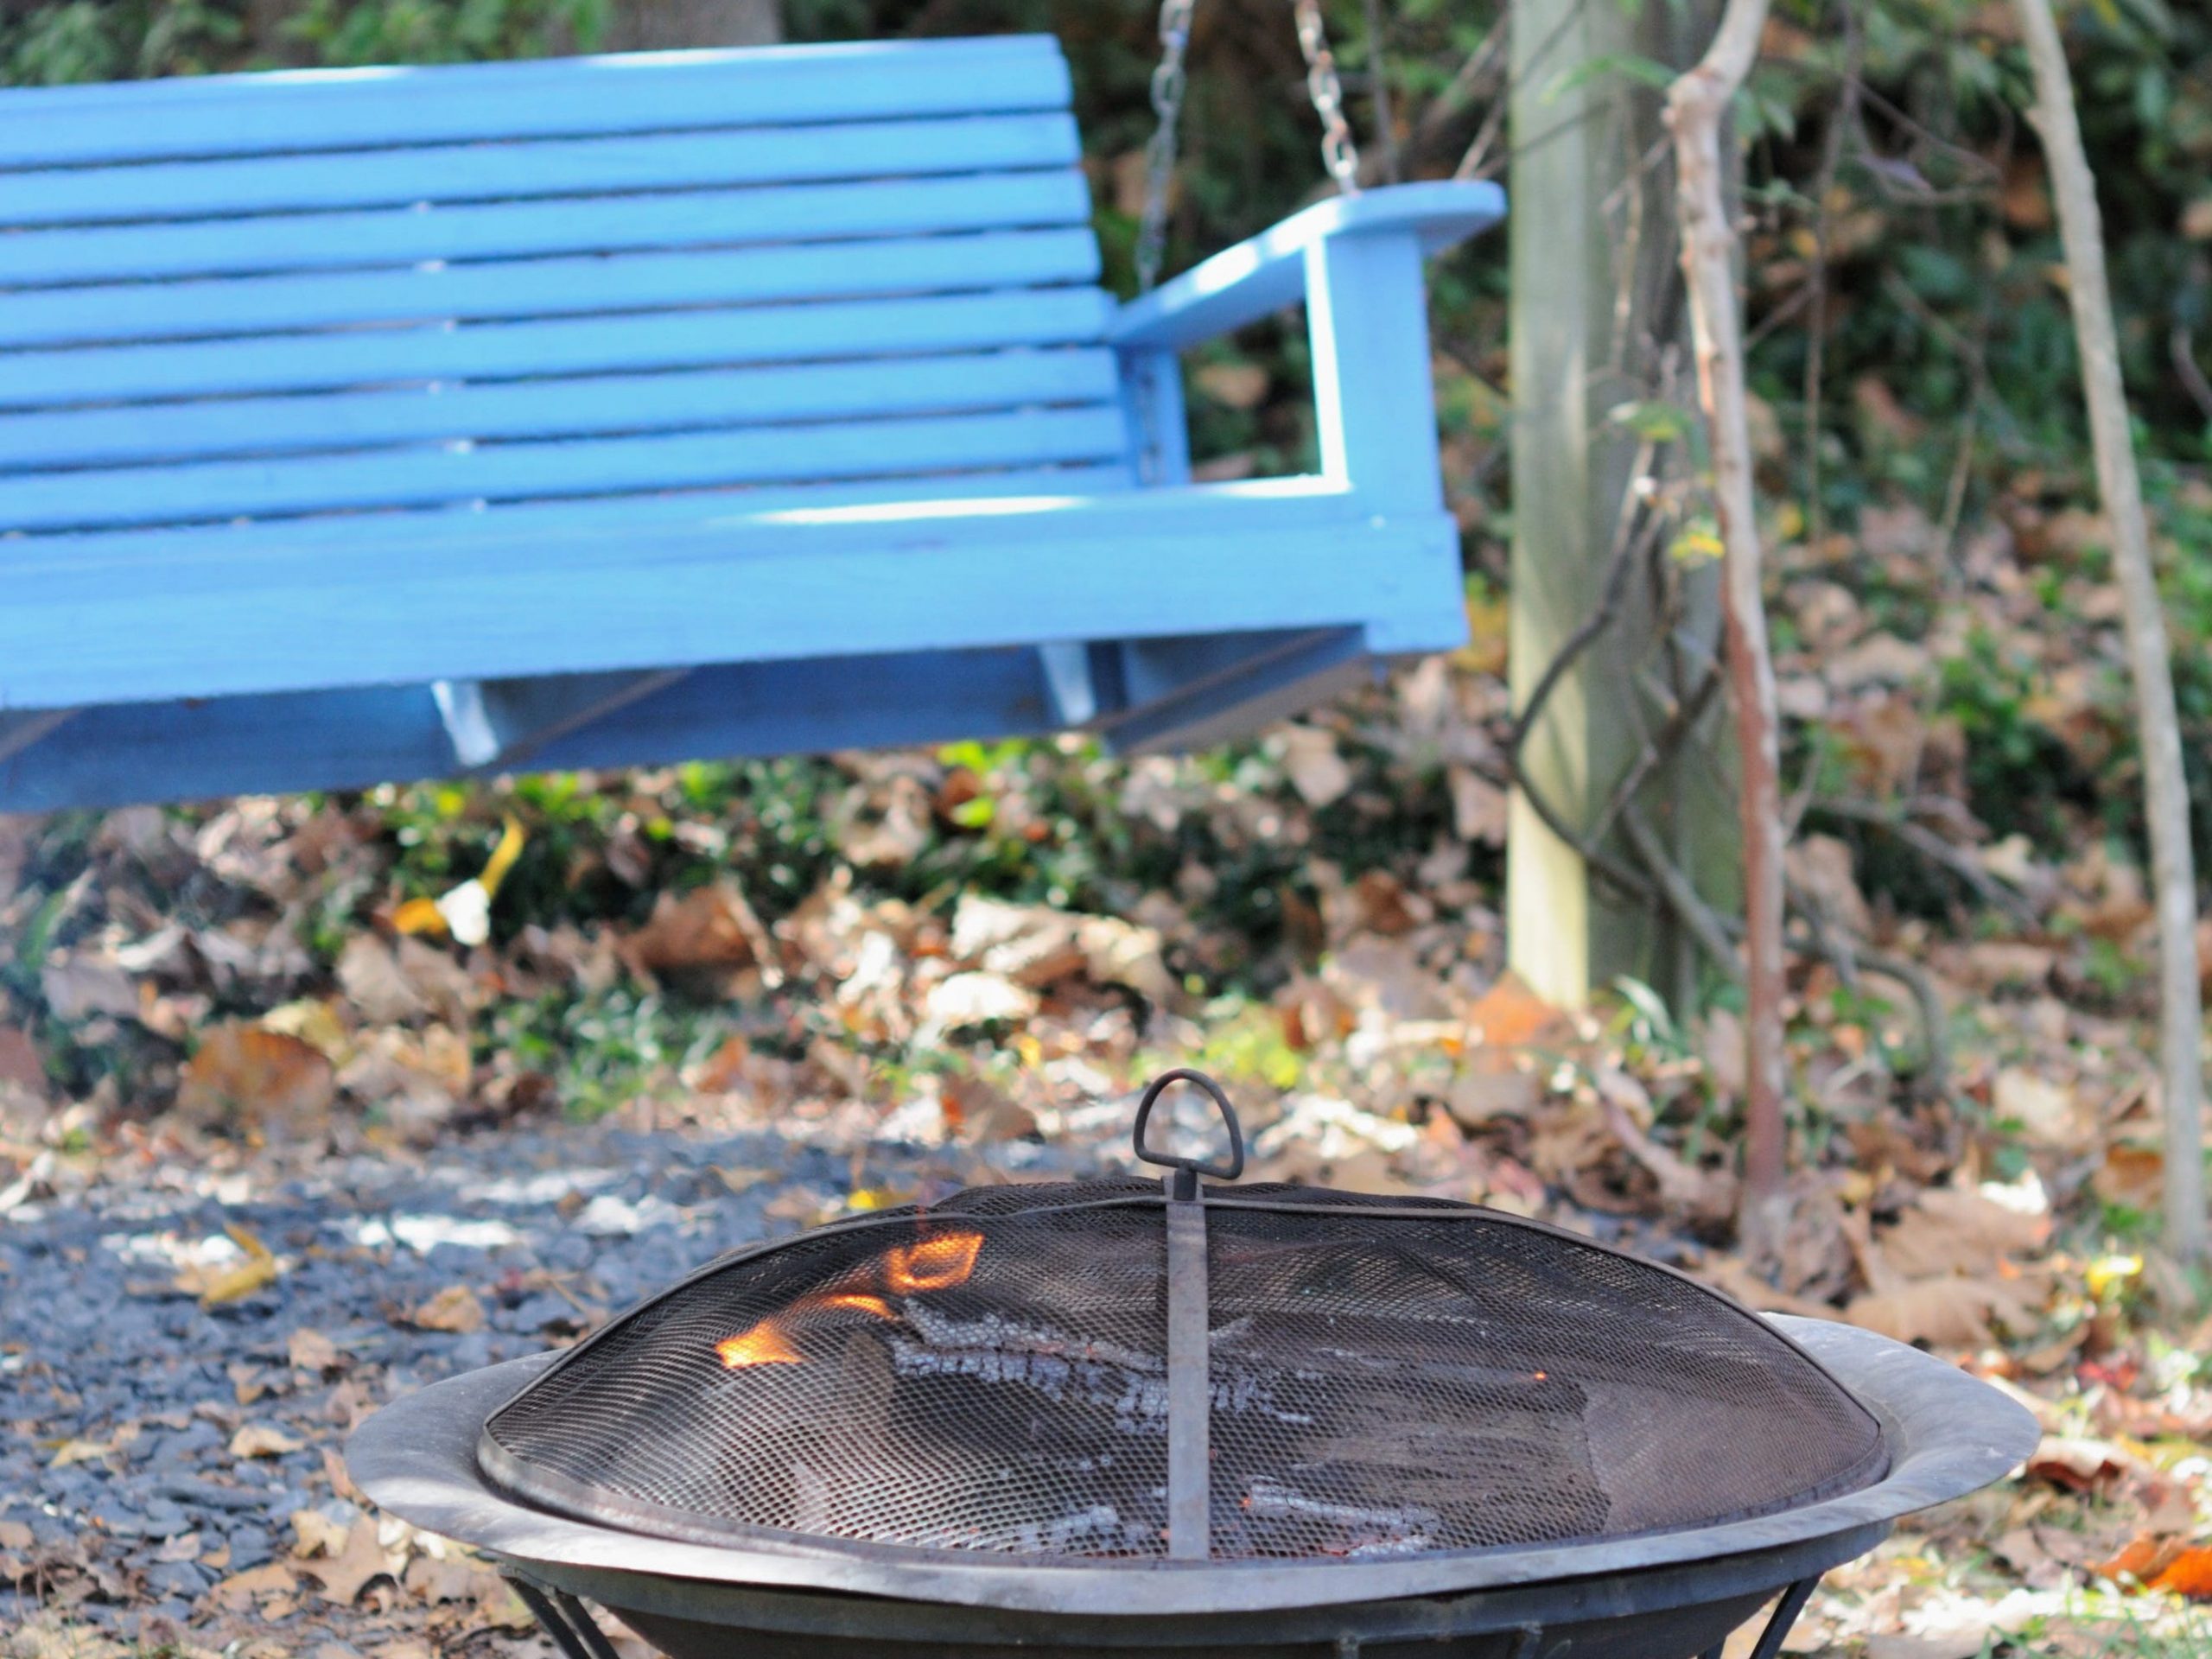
[0,35,1503,810]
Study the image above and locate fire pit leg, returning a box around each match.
[505,1574,622,1659]
[1702,1575,1819,1659]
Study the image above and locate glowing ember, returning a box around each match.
[715,1228,983,1369]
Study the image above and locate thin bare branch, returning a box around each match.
[2015,0,2205,1264]
[1668,0,1789,1260]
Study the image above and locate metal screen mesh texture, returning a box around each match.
[481,1181,1886,1561]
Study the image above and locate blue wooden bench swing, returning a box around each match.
[0,8,1503,815]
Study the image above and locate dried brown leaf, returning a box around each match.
[923,972,1038,1028]
[619,882,772,977]
[1446,765,1509,847]
[186,1224,281,1306]
[2149,1544,2212,1599]
[229,1422,303,1459]
[1846,1274,2045,1348]
[38,954,138,1023]
[178,1022,335,1139]
[1276,725,1351,808]
[1875,1184,2050,1281]
[1466,973,1565,1049]
[207,1560,296,1610]
[297,1520,400,1605]
[407,1284,486,1334]
[1192,360,1268,410]
[2023,1434,2160,1491]
[289,1510,350,1560]
[336,934,427,1025]
[286,1327,340,1373]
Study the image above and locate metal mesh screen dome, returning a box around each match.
[479,1176,1888,1564]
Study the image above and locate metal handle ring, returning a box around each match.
[1132,1068,1245,1188]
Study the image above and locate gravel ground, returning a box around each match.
[0,1116,1107,1650]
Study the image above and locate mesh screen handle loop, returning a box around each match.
[1134,1068,1244,1199]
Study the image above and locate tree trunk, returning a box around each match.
[1665,0,1787,1257]
[2013,0,2206,1265]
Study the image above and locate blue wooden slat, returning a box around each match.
[0,348,1120,470]
[0,486,1465,709]
[0,171,1091,289]
[0,688,461,812]
[0,646,1061,813]
[3,464,1139,565]
[525,651,1058,773]
[1,288,1116,408]
[0,229,1101,350]
[6,475,1339,581]
[0,38,1070,167]
[0,405,1132,531]
[0,623,1393,811]
[3,114,1079,228]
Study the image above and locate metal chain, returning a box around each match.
[1293,0,1363,195]
[1135,0,1198,294]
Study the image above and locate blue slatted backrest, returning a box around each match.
[0,37,1131,535]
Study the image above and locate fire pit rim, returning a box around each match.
[346,1313,2036,1618]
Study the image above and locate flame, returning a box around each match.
[817,1291,897,1319]
[715,1228,982,1370]
[715,1324,803,1367]
[883,1230,982,1294]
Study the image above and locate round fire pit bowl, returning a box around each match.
[351,1073,2036,1659]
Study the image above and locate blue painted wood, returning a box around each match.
[1306,230,1446,506]
[2,476,1357,582]
[1,464,1141,565]
[0,37,1070,166]
[0,650,1062,813]
[0,486,1464,709]
[3,407,1132,531]
[1,172,1093,288]
[435,670,690,769]
[1117,349,1192,487]
[1,229,1102,350]
[0,709,75,765]
[1104,628,1374,754]
[4,113,1080,226]
[2,288,1115,407]
[0,349,1121,470]
[0,688,462,812]
[1109,180,1505,353]
[0,22,1503,810]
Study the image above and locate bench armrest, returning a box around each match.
[1109,180,1504,353]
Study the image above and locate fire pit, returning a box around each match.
[351,1070,2036,1658]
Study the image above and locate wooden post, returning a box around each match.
[1507,0,1729,1009]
